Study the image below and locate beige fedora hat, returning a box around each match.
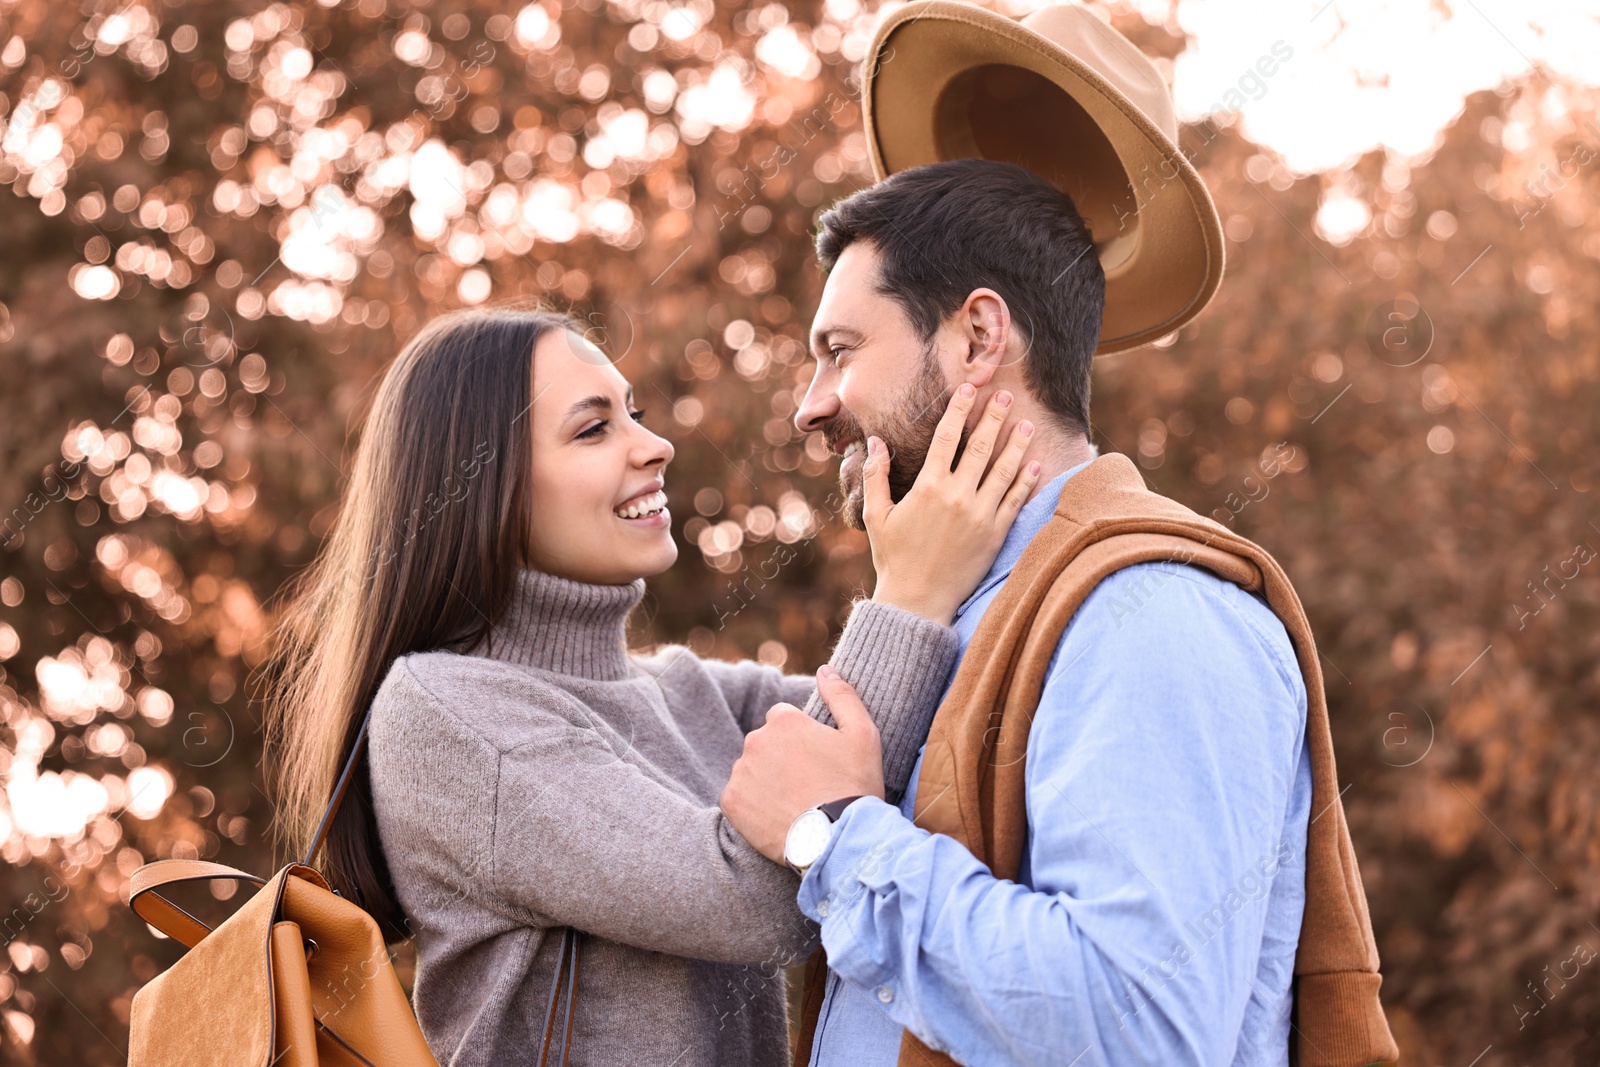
[861,1,1225,355]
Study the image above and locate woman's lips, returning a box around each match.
[614,488,667,518]
[614,488,670,528]
[617,507,670,529]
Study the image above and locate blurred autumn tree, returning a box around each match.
[0,0,1596,1063]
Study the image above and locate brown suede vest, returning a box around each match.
[795,452,1398,1067]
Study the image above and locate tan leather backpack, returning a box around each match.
[125,711,581,1066]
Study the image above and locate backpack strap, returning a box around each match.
[302,705,376,866]
[129,696,373,951]
[129,860,270,949]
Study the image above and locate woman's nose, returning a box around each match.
[637,425,673,468]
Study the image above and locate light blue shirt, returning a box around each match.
[800,462,1313,1066]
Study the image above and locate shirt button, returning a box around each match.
[817,898,830,918]
[876,986,894,1004]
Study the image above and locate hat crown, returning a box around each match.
[860,0,1225,354]
[1018,4,1177,143]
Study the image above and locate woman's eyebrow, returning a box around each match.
[563,395,613,422]
[561,385,633,424]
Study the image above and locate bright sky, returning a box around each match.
[1144,0,1600,174]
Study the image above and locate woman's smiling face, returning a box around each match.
[524,329,678,585]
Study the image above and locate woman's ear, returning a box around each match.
[960,289,1011,389]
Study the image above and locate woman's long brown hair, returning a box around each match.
[259,305,577,941]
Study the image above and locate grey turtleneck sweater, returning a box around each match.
[366,568,960,1067]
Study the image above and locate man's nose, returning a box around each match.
[795,364,840,435]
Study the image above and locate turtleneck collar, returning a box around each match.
[466,567,645,681]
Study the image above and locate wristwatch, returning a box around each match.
[783,796,864,874]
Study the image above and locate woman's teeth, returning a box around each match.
[615,490,668,519]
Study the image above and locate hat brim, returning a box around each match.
[861,0,1225,355]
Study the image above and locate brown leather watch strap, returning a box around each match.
[819,796,866,822]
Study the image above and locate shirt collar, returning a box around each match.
[953,455,1097,623]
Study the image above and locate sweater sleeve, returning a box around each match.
[387,656,818,968]
[650,599,959,800]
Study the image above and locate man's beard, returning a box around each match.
[823,349,960,531]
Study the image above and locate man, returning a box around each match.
[722,151,1314,1066]
[719,6,1395,1066]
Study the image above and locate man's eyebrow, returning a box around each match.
[810,325,861,352]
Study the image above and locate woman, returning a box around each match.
[261,306,1038,1066]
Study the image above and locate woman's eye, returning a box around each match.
[575,408,642,440]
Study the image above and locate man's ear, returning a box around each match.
[959,289,1011,389]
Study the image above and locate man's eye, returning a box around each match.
[829,346,849,364]
[576,420,607,440]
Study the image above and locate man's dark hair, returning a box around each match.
[815,158,1106,436]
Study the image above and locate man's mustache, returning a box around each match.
[821,412,867,458]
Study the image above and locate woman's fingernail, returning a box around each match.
[958,383,975,399]
[1028,461,1042,476]
[995,391,1013,408]
[818,664,838,680]
[1020,420,1034,437]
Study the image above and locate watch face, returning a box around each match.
[784,808,835,870]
